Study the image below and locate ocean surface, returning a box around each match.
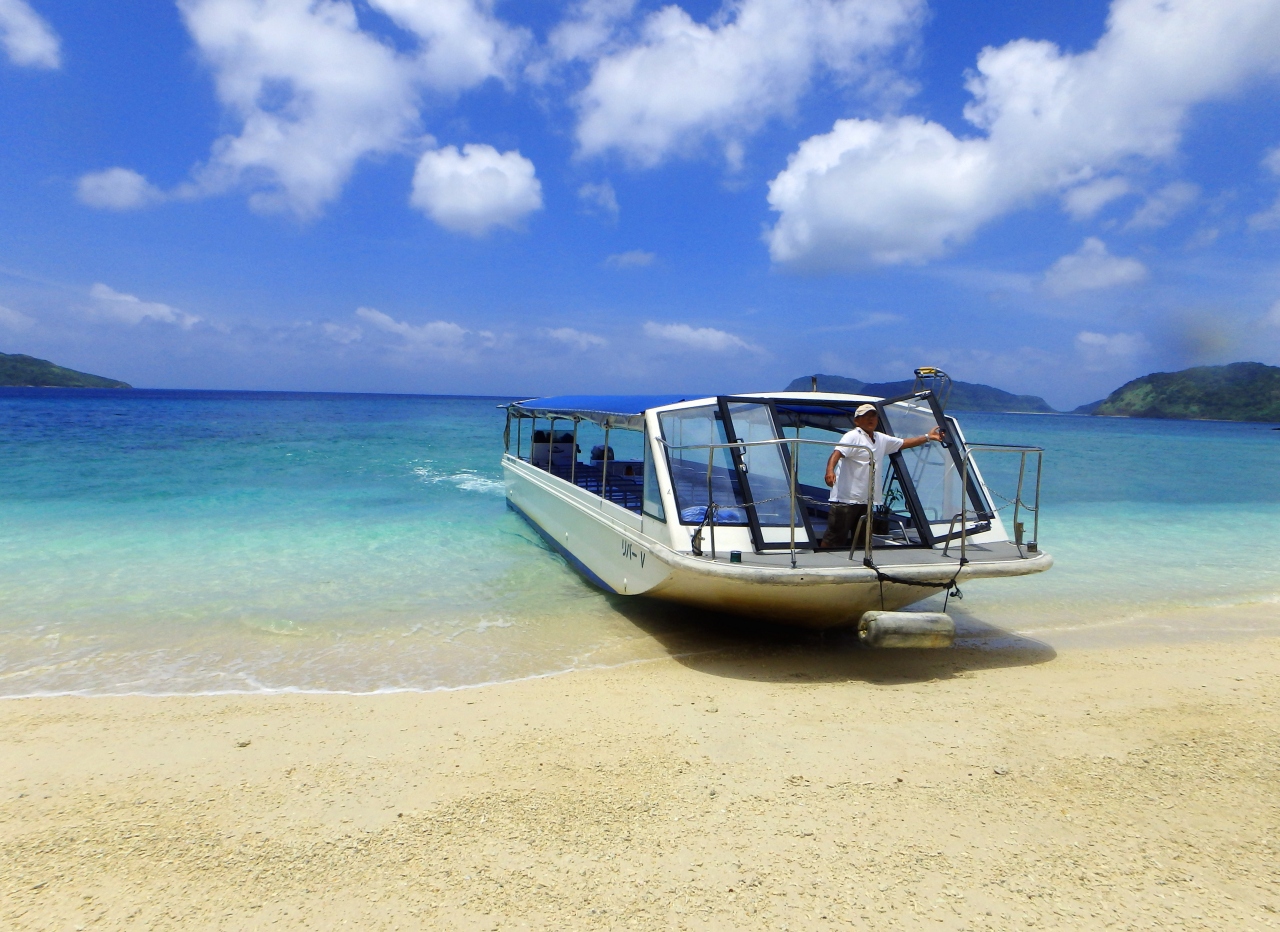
[2,388,1278,697]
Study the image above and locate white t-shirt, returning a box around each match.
[829,428,904,504]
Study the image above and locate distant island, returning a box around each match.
[1074,362,1280,422]
[784,373,1055,413]
[0,352,131,388]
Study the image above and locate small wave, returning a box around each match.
[413,466,504,496]
[240,617,308,637]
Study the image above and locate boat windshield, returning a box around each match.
[658,404,748,525]
[883,398,965,525]
[723,401,805,529]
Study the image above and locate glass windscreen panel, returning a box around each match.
[724,402,805,528]
[642,427,665,521]
[659,405,748,525]
[886,400,967,527]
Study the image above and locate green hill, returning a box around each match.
[1084,362,1280,422]
[0,352,131,388]
[785,374,1056,413]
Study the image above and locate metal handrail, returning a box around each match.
[943,443,1044,564]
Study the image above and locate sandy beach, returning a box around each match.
[3,605,1279,931]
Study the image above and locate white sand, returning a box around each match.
[3,605,1279,930]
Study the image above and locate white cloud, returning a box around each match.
[89,283,201,329]
[355,306,492,353]
[571,0,923,166]
[1062,176,1131,220]
[0,303,35,331]
[767,0,1280,269]
[578,180,619,219]
[1075,330,1149,366]
[169,0,424,217]
[542,326,607,351]
[76,168,165,210]
[852,311,902,328]
[643,321,758,353]
[545,0,636,66]
[321,322,361,344]
[0,0,60,68]
[1186,226,1220,249]
[1264,145,1280,176]
[77,0,524,218]
[371,0,526,92]
[410,144,542,235]
[1264,301,1280,328]
[1249,149,1280,230]
[1248,198,1280,231]
[603,249,653,268]
[1044,238,1147,296]
[1125,181,1199,230]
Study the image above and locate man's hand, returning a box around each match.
[824,448,842,487]
[901,425,946,450]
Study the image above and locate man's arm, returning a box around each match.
[899,426,945,450]
[823,448,842,487]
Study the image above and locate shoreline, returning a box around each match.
[3,608,1279,930]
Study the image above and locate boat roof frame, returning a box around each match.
[504,390,930,432]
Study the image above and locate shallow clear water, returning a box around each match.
[1,389,1278,696]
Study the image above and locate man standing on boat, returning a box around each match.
[820,404,944,550]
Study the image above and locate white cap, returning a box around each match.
[854,403,877,417]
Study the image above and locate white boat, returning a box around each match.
[502,384,1052,640]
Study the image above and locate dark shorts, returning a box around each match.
[821,502,869,549]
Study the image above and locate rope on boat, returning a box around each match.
[863,558,965,612]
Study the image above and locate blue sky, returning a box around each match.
[1,0,1278,408]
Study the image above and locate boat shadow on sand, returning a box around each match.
[605,597,1056,686]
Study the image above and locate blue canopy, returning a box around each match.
[508,394,700,430]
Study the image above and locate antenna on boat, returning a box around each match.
[912,366,952,409]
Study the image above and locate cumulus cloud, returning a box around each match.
[77,0,525,218]
[578,180,619,219]
[1075,330,1149,367]
[1062,176,1131,220]
[643,321,758,353]
[0,0,60,68]
[1125,181,1199,230]
[570,0,923,166]
[603,249,653,269]
[1044,238,1147,296]
[355,306,492,353]
[0,302,35,331]
[767,0,1280,269]
[76,168,166,210]
[89,283,201,329]
[545,0,636,66]
[372,0,526,92]
[542,326,608,351]
[410,144,542,235]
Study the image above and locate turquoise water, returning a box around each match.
[1,389,1278,695]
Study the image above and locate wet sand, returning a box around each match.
[3,604,1279,931]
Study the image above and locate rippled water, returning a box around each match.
[1,388,1277,695]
